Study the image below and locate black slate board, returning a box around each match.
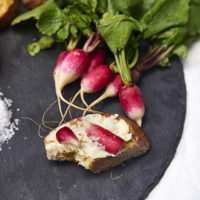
[0,7,186,200]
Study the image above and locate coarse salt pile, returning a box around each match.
[0,92,19,151]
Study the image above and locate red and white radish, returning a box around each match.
[119,84,145,126]
[80,64,113,108]
[56,126,78,144]
[53,49,89,116]
[86,49,106,73]
[61,65,113,122]
[83,68,141,116]
[81,65,112,94]
[86,123,125,155]
[83,74,123,116]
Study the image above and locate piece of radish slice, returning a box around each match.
[86,123,125,155]
[56,127,78,144]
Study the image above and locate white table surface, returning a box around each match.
[147,40,200,200]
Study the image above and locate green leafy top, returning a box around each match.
[11,0,200,74]
[12,0,97,42]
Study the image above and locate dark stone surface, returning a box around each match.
[0,6,186,200]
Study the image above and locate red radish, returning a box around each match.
[86,123,125,155]
[83,68,141,116]
[53,49,89,116]
[54,51,69,71]
[119,84,145,126]
[87,49,106,73]
[83,74,123,116]
[80,64,113,107]
[60,65,113,123]
[81,65,112,94]
[56,127,78,144]
[54,49,88,89]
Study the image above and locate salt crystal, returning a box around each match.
[0,92,19,151]
[4,98,12,107]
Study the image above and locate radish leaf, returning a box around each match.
[56,23,70,41]
[96,15,142,54]
[11,0,56,25]
[143,0,190,38]
[36,7,63,36]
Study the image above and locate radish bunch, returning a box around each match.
[52,44,145,126]
[45,28,146,127]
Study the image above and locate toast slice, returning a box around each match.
[44,113,151,173]
[0,0,18,30]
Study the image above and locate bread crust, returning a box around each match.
[0,0,18,30]
[44,113,151,173]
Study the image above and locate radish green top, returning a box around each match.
[11,0,200,79]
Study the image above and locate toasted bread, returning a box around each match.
[0,0,18,30]
[21,0,47,9]
[44,113,151,173]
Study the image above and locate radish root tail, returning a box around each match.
[42,99,58,130]
[58,90,100,116]
[83,92,108,116]
[38,121,60,139]
[136,119,142,127]
[60,90,81,125]
[56,90,64,118]
[58,90,86,111]
[20,117,46,139]
[80,90,89,108]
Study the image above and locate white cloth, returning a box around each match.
[147,40,200,200]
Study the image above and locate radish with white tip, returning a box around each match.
[119,84,145,126]
[54,49,89,117]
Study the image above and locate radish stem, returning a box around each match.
[137,46,163,68]
[129,48,139,69]
[83,32,101,53]
[141,45,174,71]
[115,49,132,85]
[67,36,81,51]
[83,32,95,52]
